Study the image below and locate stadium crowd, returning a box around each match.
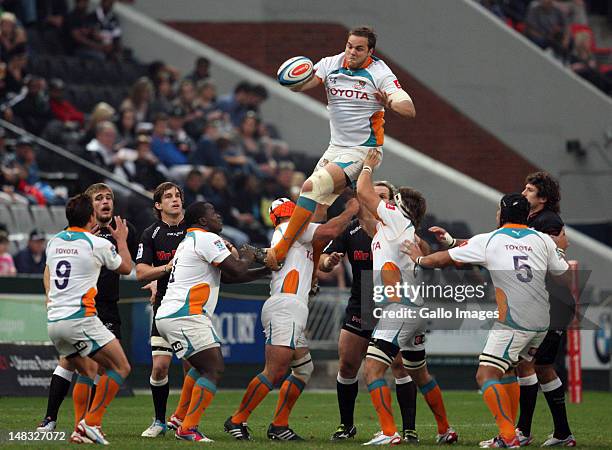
[0,0,324,252]
[478,0,612,95]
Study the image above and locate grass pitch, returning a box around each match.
[1,391,610,448]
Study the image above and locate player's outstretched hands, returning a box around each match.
[551,227,569,251]
[363,148,381,170]
[109,216,129,242]
[345,197,360,216]
[324,252,344,270]
[400,239,423,262]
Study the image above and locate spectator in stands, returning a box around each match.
[147,60,180,87]
[525,0,570,60]
[149,71,174,116]
[174,79,199,121]
[13,76,53,135]
[276,160,296,195]
[150,113,187,167]
[217,81,253,127]
[231,173,267,244]
[195,80,218,117]
[185,56,210,84]
[501,0,531,24]
[0,12,26,61]
[86,120,133,183]
[0,129,27,205]
[48,78,84,126]
[245,83,268,114]
[570,31,612,94]
[64,0,111,60]
[188,118,227,167]
[0,230,16,276]
[480,0,506,19]
[203,168,249,246]
[121,76,153,122]
[131,134,167,192]
[36,0,70,30]
[168,106,196,155]
[236,113,275,174]
[556,0,588,26]
[4,45,28,95]
[81,101,115,145]
[14,137,64,205]
[182,168,208,207]
[90,0,122,60]
[13,228,46,274]
[116,106,137,148]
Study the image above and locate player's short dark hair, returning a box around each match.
[499,193,530,226]
[348,26,377,50]
[65,194,93,228]
[184,201,210,227]
[525,171,560,213]
[397,187,426,230]
[153,182,183,219]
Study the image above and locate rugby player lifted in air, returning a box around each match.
[261,26,415,271]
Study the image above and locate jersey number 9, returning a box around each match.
[54,260,72,290]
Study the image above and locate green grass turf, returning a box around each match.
[0,391,610,448]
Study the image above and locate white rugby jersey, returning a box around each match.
[270,222,320,302]
[156,228,231,319]
[448,224,569,331]
[46,227,122,322]
[371,201,420,305]
[314,53,402,147]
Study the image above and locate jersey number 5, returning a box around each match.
[513,256,532,283]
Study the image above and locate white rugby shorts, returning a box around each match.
[371,303,426,352]
[313,144,383,184]
[261,294,309,349]
[48,316,115,358]
[479,322,547,372]
[155,314,221,360]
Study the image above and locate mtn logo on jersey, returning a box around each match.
[385,203,396,210]
[394,79,402,89]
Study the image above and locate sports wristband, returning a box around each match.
[416,256,424,267]
[362,165,373,173]
[442,232,456,248]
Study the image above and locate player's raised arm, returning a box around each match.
[356,149,383,216]
[313,198,360,242]
[401,239,454,269]
[217,246,257,280]
[108,216,133,275]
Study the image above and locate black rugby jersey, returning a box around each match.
[324,219,373,302]
[136,219,187,304]
[528,208,574,329]
[94,219,138,324]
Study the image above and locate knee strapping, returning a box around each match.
[300,170,335,204]
[366,339,399,367]
[291,353,314,384]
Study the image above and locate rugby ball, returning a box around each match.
[277,56,313,87]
